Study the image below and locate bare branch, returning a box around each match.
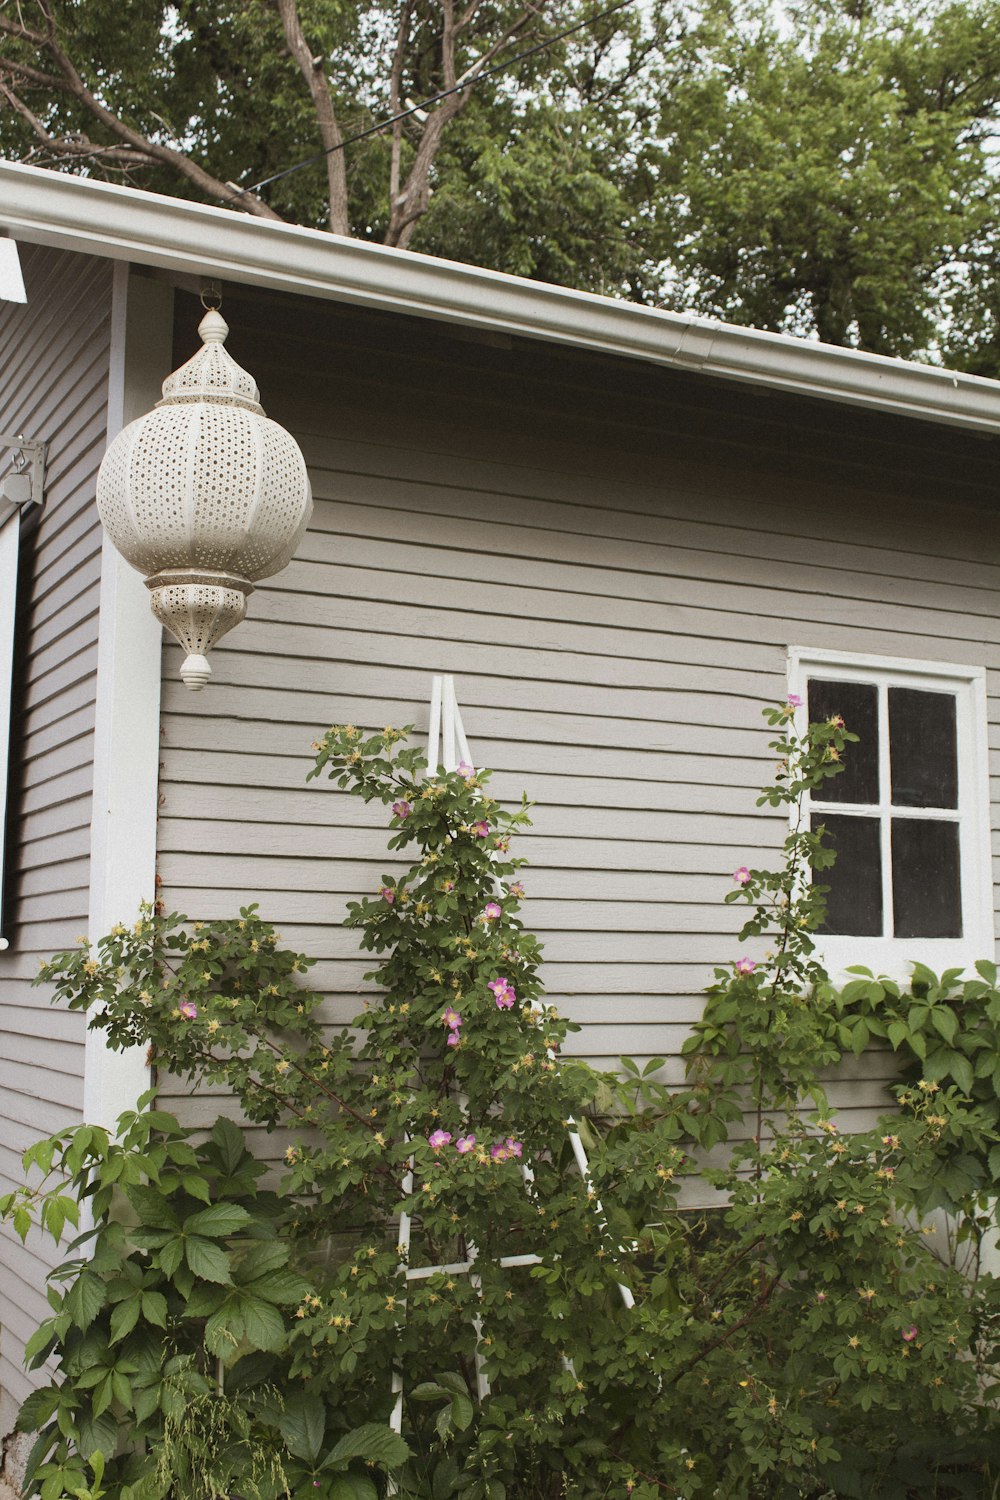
[275,0,350,235]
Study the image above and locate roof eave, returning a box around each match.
[2,159,999,436]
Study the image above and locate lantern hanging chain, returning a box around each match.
[238,0,635,199]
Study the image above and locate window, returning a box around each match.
[788,649,994,980]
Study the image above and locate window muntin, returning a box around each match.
[789,650,994,979]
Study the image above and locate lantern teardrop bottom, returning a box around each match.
[95,304,313,690]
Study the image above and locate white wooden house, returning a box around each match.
[1,160,998,1452]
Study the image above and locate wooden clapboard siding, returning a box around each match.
[154,286,1000,1154]
[0,244,112,1434]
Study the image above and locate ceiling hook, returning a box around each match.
[200,281,223,311]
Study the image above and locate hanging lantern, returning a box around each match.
[96,301,312,689]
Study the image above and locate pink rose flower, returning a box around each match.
[442,1007,462,1030]
[456,1135,476,1153]
[734,957,756,976]
[428,1129,452,1151]
[380,886,395,904]
[505,1138,523,1158]
[473,820,490,838]
[446,1031,461,1048]
[456,761,474,777]
[508,881,524,898]
[392,800,412,819]
[179,1000,198,1020]
[786,693,803,709]
[482,902,502,921]
[488,977,516,1009]
[733,866,751,885]
[902,1326,918,1342]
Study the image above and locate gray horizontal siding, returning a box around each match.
[0,243,112,1435]
[155,287,1000,1157]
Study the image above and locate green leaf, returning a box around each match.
[65,1273,106,1332]
[279,1393,326,1464]
[109,1297,141,1344]
[157,1237,185,1278]
[243,1269,310,1305]
[124,1187,179,1231]
[930,1007,958,1045]
[185,1236,233,1284]
[16,1387,62,1432]
[328,1424,411,1469]
[184,1204,252,1238]
[183,1284,227,1319]
[450,1393,473,1433]
[327,1478,378,1500]
[140,1292,168,1328]
[210,1116,248,1176]
[238,1295,287,1351]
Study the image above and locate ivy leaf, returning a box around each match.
[184,1204,252,1238]
[109,1297,141,1344]
[64,1273,106,1332]
[140,1291,168,1328]
[930,1008,958,1045]
[185,1236,233,1284]
[124,1187,179,1231]
[157,1238,185,1279]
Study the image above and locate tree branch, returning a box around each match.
[386,2,545,250]
[388,0,413,211]
[0,79,149,166]
[274,0,350,235]
[0,3,283,219]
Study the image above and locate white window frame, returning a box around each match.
[788,647,995,984]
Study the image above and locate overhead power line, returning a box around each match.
[238,0,636,199]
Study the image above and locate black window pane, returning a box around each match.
[889,688,958,809]
[812,813,883,936]
[891,819,962,939]
[807,679,878,804]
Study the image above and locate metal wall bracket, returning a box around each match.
[0,431,47,513]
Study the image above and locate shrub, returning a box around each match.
[6,704,1000,1499]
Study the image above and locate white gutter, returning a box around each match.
[2,159,999,435]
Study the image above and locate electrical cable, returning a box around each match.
[238,0,635,199]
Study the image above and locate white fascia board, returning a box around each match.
[3,159,1000,436]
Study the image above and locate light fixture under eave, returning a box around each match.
[96,301,313,689]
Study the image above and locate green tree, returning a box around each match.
[647,0,1000,362]
[0,0,668,288]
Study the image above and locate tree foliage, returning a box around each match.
[648,0,1000,362]
[1,0,998,364]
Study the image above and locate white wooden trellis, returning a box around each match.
[389,676,633,1439]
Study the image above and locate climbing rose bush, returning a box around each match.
[5,704,1000,1498]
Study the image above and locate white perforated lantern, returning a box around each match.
[96,308,312,689]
